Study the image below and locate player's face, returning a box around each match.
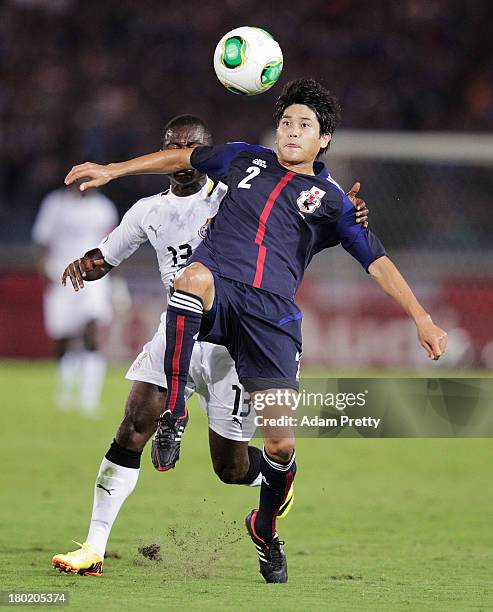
[276,104,331,166]
[163,125,207,187]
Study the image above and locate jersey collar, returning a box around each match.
[270,149,328,178]
[164,177,211,201]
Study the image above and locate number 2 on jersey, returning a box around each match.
[238,166,261,190]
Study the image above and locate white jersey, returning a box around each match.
[32,189,118,282]
[99,178,226,298]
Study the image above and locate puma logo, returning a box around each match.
[97,484,115,496]
[148,224,161,238]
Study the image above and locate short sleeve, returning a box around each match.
[32,194,58,245]
[190,142,260,182]
[206,180,228,217]
[98,200,148,266]
[335,196,386,272]
[103,196,119,229]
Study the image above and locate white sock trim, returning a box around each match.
[262,448,296,472]
[169,292,203,314]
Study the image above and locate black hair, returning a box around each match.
[160,114,213,148]
[274,78,341,156]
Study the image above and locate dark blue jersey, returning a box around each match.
[190,142,386,300]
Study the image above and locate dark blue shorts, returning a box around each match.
[198,274,303,393]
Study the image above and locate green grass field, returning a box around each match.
[0,361,492,611]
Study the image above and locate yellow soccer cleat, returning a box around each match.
[277,483,294,520]
[52,541,103,576]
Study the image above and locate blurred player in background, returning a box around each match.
[32,184,118,415]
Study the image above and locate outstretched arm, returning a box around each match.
[62,248,113,291]
[64,148,194,192]
[368,256,447,360]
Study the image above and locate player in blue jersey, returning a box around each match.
[66,79,447,583]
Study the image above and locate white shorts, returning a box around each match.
[44,280,113,340]
[126,312,256,442]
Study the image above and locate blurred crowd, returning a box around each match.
[1,0,493,241]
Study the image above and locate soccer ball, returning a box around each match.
[213,26,283,96]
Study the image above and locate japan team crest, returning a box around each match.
[296,186,326,213]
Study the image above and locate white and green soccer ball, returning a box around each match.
[213,26,283,96]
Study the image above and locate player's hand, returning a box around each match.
[416,315,448,360]
[61,254,105,291]
[346,181,369,229]
[64,162,113,192]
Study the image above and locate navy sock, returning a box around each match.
[164,290,203,419]
[255,448,297,542]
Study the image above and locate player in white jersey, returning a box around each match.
[51,116,264,577]
[32,185,118,415]
[97,143,258,447]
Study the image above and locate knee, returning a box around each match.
[213,460,248,485]
[173,263,213,296]
[264,438,295,463]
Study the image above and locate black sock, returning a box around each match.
[164,290,203,419]
[235,445,262,485]
[255,448,297,542]
[105,439,142,469]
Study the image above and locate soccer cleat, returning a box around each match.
[51,541,103,576]
[277,483,294,520]
[151,408,189,471]
[245,510,288,583]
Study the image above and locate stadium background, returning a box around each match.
[0,2,492,609]
[1,0,492,369]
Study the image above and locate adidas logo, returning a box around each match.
[252,158,267,168]
[255,543,267,562]
[174,424,186,442]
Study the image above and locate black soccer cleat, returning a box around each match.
[151,408,189,471]
[245,509,288,583]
